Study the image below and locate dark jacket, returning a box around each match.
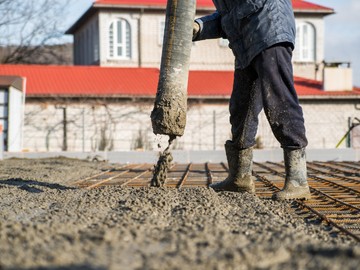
[194,0,296,69]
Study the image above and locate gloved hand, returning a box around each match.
[193,21,200,41]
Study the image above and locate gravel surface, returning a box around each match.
[0,158,359,270]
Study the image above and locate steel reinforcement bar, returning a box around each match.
[72,161,360,242]
[253,161,360,242]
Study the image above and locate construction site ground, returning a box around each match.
[0,157,359,270]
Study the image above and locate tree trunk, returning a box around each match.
[151,0,196,137]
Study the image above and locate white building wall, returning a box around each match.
[190,39,235,71]
[256,101,359,149]
[139,13,163,69]
[22,101,232,152]
[137,12,234,70]
[302,102,359,149]
[23,102,150,152]
[22,100,359,152]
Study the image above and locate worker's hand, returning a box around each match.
[193,21,200,41]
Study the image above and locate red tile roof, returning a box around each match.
[95,0,214,8]
[292,0,333,12]
[94,0,334,12]
[0,65,358,99]
[67,1,333,34]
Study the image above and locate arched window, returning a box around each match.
[109,18,131,59]
[294,22,315,62]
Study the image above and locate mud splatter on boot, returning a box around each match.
[273,148,311,200]
[151,136,175,187]
[210,141,255,193]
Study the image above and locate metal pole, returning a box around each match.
[21,77,27,152]
[62,107,67,151]
[0,124,3,160]
[347,117,352,148]
[213,110,216,150]
[137,9,143,67]
[82,108,85,152]
[151,0,196,137]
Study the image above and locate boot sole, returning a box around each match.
[272,193,311,201]
[210,185,256,194]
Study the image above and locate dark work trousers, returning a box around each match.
[230,43,308,149]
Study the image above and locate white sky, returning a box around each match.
[65,0,360,86]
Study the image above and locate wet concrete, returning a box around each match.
[0,158,359,270]
[151,136,175,187]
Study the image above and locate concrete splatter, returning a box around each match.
[151,135,176,187]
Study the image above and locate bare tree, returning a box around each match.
[0,0,71,64]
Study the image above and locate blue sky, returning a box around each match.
[65,0,360,86]
[310,0,360,86]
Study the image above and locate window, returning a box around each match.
[159,20,165,45]
[294,22,315,62]
[109,18,131,59]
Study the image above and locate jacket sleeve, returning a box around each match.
[193,11,226,41]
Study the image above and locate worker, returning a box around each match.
[192,0,311,200]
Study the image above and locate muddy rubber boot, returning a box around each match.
[273,148,311,200]
[210,140,255,193]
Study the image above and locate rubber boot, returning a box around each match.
[210,140,255,193]
[273,148,311,200]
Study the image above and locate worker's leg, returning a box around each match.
[251,43,307,149]
[252,43,310,200]
[210,67,260,193]
[230,67,262,149]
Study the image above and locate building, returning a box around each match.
[66,0,335,81]
[0,64,359,152]
[1,0,359,152]
[0,76,25,151]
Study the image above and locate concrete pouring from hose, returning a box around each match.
[150,0,196,187]
[151,0,196,137]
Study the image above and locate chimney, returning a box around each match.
[322,61,353,91]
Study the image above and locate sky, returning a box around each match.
[310,0,360,86]
[65,0,360,86]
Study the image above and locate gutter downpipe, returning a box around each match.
[138,8,144,67]
[21,77,27,153]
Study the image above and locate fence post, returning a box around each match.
[213,110,216,150]
[347,117,352,148]
[82,109,85,152]
[0,124,3,160]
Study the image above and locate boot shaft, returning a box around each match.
[284,148,307,187]
[225,140,253,178]
[273,148,310,200]
[224,140,239,176]
[210,140,255,193]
